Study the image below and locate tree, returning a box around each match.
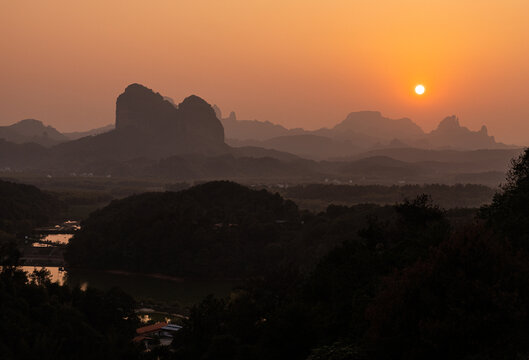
[366,225,529,360]
[480,148,529,250]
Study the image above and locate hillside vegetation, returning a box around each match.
[0,179,63,234]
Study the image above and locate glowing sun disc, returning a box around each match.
[415,84,425,95]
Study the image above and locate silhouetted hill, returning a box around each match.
[221,110,304,141]
[0,139,50,169]
[63,124,114,140]
[230,146,301,162]
[0,119,68,147]
[330,111,424,140]
[221,109,420,145]
[115,84,226,154]
[424,115,507,149]
[0,85,520,186]
[65,181,300,277]
[352,147,523,172]
[0,138,517,186]
[228,134,360,160]
[53,84,229,162]
[0,84,302,172]
[220,107,514,159]
[163,154,529,360]
[0,179,62,233]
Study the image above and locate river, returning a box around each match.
[22,230,237,307]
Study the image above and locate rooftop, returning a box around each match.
[136,322,168,335]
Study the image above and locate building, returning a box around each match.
[133,322,183,349]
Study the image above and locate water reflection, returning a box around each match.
[20,265,236,305]
[22,266,67,285]
[42,234,71,244]
[24,224,236,306]
[31,234,72,247]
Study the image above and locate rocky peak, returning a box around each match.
[436,115,461,131]
[113,84,225,155]
[178,95,224,143]
[179,95,216,117]
[115,83,177,131]
[427,115,500,149]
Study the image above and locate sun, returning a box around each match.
[415,84,425,95]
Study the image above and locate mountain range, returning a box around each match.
[1,96,510,159]
[219,109,512,160]
[0,87,513,158]
[0,83,522,186]
[0,119,69,147]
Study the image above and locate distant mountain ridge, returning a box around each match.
[1,90,513,159]
[220,110,305,141]
[64,124,114,140]
[426,115,499,149]
[330,111,424,140]
[0,119,68,147]
[220,108,513,159]
[0,83,522,187]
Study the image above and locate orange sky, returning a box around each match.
[1,0,528,144]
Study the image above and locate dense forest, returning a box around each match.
[65,181,477,278]
[65,181,301,277]
[280,183,495,210]
[0,247,141,359]
[5,149,529,358]
[0,180,142,359]
[162,149,529,359]
[0,179,63,234]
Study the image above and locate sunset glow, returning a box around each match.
[1,1,529,143]
[3,3,529,357]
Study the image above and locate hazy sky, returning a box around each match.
[1,0,528,144]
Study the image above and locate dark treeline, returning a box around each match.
[5,148,529,358]
[66,181,301,277]
[0,179,143,359]
[0,245,141,359]
[281,183,495,210]
[160,150,529,359]
[65,182,477,278]
[0,179,63,235]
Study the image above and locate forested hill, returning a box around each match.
[66,180,481,279]
[166,149,529,360]
[65,181,301,277]
[0,179,62,234]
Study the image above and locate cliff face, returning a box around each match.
[178,94,225,146]
[113,83,225,156]
[52,84,227,161]
[115,83,177,132]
